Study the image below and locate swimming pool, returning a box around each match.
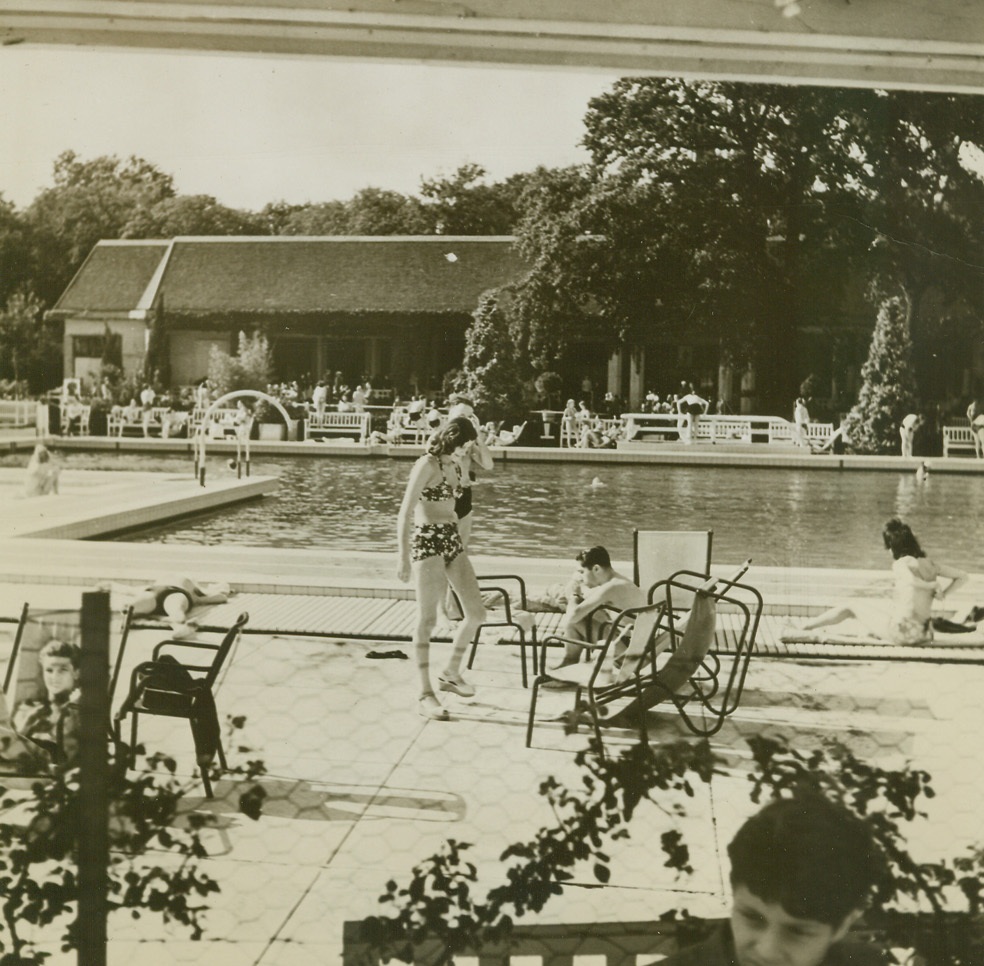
[4,451,979,570]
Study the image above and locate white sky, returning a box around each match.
[0,46,625,211]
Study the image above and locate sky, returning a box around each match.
[0,45,626,212]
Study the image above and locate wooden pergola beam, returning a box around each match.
[1,0,983,93]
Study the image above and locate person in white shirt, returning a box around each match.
[899,412,922,458]
[312,381,327,416]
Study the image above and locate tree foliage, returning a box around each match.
[845,296,919,454]
[457,289,535,422]
[513,80,984,408]
[207,330,274,398]
[0,291,60,392]
[355,735,984,966]
[26,152,175,304]
[122,194,268,238]
[0,724,267,965]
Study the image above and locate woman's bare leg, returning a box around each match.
[412,556,449,705]
[444,514,473,619]
[799,605,859,631]
[443,552,486,678]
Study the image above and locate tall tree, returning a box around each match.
[513,79,984,409]
[419,163,529,235]
[122,194,268,238]
[845,296,918,454]
[344,187,428,235]
[26,152,175,304]
[0,195,33,308]
[270,200,350,235]
[0,291,60,392]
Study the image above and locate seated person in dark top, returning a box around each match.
[12,639,81,768]
[661,794,885,966]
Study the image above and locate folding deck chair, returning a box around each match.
[113,611,249,798]
[526,562,759,750]
[0,604,85,775]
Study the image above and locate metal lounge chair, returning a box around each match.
[526,562,759,750]
[634,529,713,605]
[113,611,248,798]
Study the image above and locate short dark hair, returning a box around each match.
[728,794,883,926]
[427,416,478,457]
[882,518,924,559]
[39,639,80,669]
[576,546,611,570]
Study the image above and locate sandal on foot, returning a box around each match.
[418,694,450,720]
[437,673,475,698]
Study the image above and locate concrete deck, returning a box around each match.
[1,443,982,965]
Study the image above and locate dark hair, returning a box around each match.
[728,794,883,926]
[427,416,478,457]
[39,639,81,669]
[882,518,924,559]
[576,546,611,570]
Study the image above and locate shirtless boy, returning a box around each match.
[554,545,646,668]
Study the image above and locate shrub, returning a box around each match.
[207,331,274,399]
[845,297,919,454]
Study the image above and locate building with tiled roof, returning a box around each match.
[49,236,528,390]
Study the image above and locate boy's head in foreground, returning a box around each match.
[727,794,883,966]
[38,639,81,703]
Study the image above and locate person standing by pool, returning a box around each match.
[899,412,922,458]
[397,417,487,720]
[793,395,813,450]
[676,384,710,443]
[968,397,984,459]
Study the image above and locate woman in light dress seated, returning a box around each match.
[789,519,969,645]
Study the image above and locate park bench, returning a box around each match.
[59,403,90,436]
[306,410,371,442]
[0,400,36,428]
[107,405,172,437]
[943,425,978,458]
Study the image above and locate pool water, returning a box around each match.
[4,451,980,570]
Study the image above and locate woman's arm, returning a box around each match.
[933,561,969,600]
[470,431,494,472]
[396,457,433,581]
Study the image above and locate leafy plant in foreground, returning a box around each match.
[357,735,984,966]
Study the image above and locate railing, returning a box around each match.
[621,412,832,446]
[342,918,684,966]
[0,399,37,428]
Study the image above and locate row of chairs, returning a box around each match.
[0,531,756,792]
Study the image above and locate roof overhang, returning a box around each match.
[1,1,983,94]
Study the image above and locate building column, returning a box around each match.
[368,337,385,378]
[628,345,646,409]
[718,363,734,411]
[607,347,624,401]
[739,363,757,414]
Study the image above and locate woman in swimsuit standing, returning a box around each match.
[397,416,487,720]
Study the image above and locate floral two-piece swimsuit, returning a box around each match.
[411,459,465,564]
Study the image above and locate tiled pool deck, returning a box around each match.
[1,434,983,965]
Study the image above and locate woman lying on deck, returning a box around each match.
[102,577,231,638]
[788,519,969,645]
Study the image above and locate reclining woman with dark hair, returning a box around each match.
[789,518,969,645]
[396,416,487,720]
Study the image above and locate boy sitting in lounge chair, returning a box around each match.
[12,639,81,769]
[103,577,231,638]
[553,546,646,669]
[660,793,884,966]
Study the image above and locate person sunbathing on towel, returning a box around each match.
[104,577,231,638]
[553,545,646,669]
[788,519,968,645]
